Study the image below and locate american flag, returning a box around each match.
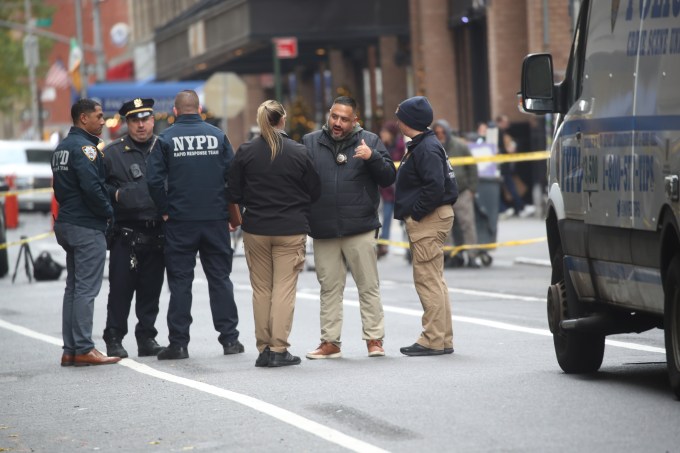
[45,59,69,89]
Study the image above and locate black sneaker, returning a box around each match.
[255,347,271,367]
[223,340,245,355]
[268,350,301,367]
[137,338,164,357]
[106,341,128,358]
[400,343,446,356]
[157,344,189,360]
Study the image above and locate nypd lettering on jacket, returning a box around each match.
[171,135,220,156]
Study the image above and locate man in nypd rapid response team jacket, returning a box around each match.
[101,98,165,360]
[147,90,242,360]
[52,98,120,367]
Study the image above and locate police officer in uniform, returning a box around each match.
[52,98,120,367]
[102,98,165,358]
[147,90,242,360]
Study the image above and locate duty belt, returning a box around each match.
[119,227,165,247]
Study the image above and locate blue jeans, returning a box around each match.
[54,222,107,355]
[380,201,395,240]
[502,172,524,213]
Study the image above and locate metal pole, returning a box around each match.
[75,0,87,98]
[92,0,106,81]
[273,41,281,102]
[24,0,40,140]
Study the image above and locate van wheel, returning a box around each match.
[549,247,604,373]
[663,257,680,399]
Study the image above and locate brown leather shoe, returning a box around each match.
[367,339,385,357]
[60,354,74,367]
[306,341,342,359]
[74,348,121,367]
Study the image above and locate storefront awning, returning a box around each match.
[87,81,205,116]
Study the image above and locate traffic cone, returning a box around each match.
[51,184,59,229]
[4,175,19,229]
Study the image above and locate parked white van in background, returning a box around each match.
[0,140,54,212]
[521,0,680,398]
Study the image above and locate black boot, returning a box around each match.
[137,337,164,357]
[268,350,301,367]
[103,329,128,358]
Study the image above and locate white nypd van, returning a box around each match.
[520,0,680,398]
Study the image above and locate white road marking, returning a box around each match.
[290,288,666,354]
[0,283,665,453]
[0,318,388,453]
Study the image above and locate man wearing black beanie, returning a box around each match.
[394,96,459,356]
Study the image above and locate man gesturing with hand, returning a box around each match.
[303,96,396,360]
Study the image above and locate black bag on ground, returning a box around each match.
[33,251,64,281]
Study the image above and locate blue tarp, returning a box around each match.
[87,81,205,116]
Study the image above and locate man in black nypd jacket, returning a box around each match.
[393,96,458,357]
[101,98,165,359]
[147,90,242,360]
[52,98,120,367]
[302,96,396,360]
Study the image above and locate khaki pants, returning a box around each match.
[243,232,306,353]
[313,231,385,345]
[405,205,454,350]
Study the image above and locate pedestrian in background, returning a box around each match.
[497,114,533,217]
[52,99,120,367]
[102,98,165,359]
[228,100,321,368]
[147,90,243,360]
[377,121,406,258]
[394,96,458,356]
[433,120,481,268]
[303,96,396,359]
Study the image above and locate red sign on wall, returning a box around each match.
[274,37,298,59]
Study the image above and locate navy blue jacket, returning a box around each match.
[394,130,458,221]
[51,126,113,231]
[103,135,161,222]
[228,132,321,236]
[302,127,396,239]
[147,114,234,221]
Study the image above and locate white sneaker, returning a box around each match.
[519,205,537,218]
[499,207,515,220]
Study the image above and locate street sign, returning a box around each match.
[274,37,298,59]
[35,18,52,27]
[23,35,39,68]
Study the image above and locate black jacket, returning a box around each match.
[228,132,321,236]
[52,126,113,231]
[147,114,234,221]
[103,135,161,223]
[302,127,396,239]
[394,130,458,221]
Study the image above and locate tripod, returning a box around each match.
[12,236,34,284]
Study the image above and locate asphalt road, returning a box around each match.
[1,212,678,452]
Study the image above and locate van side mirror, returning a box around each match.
[521,53,555,113]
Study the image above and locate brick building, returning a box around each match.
[29,0,579,147]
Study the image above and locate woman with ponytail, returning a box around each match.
[228,100,321,367]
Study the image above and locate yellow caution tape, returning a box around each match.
[449,150,550,166]
[394,150,550,168]
[377,236,547,257]
[0,231,55,251]
[0,187,54,197]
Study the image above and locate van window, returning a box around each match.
[25,149,52,164]
[562,0,590,109]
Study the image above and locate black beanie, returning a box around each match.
[396,96,433,131]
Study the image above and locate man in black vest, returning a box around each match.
[102,98,165,358]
